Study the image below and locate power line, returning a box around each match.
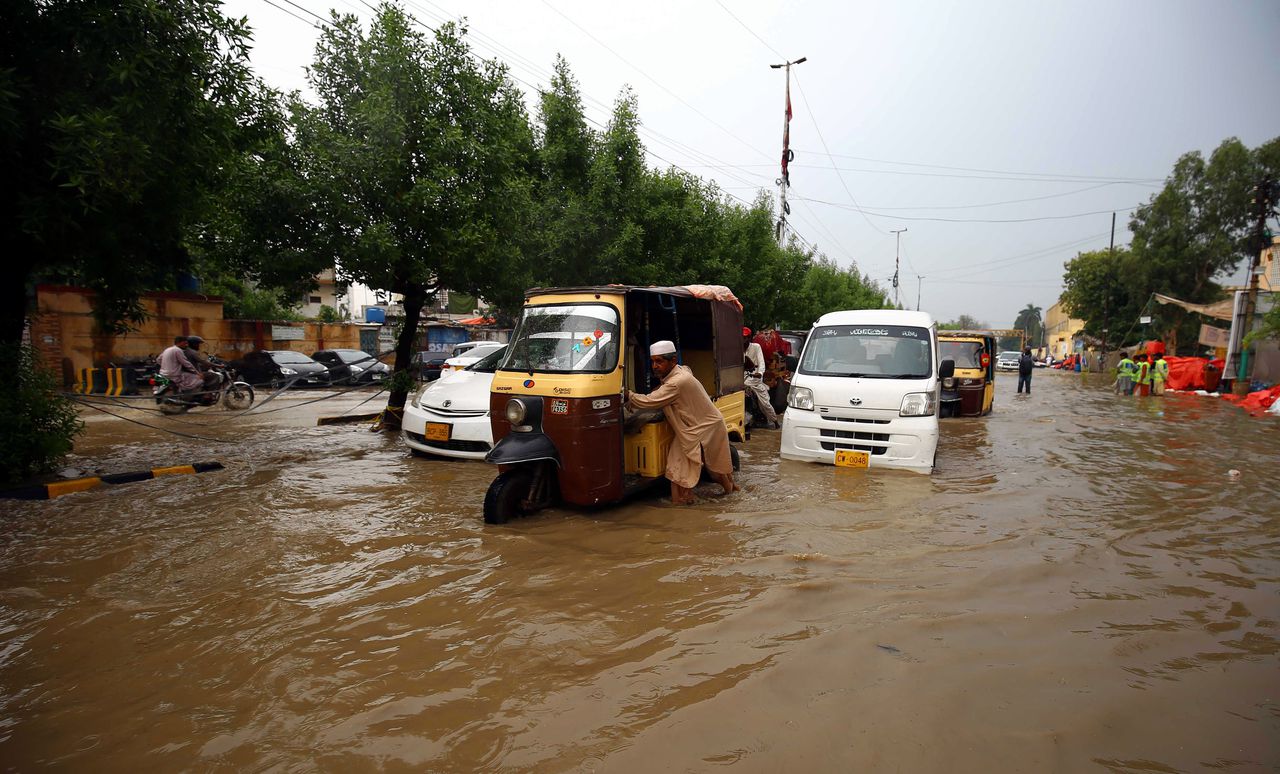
[791,70,884,238]
[794,195,1143,224]
[259,0,326,28]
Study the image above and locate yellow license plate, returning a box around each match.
[425,422,451,442]
[834,449,870,468]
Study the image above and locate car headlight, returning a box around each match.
[788,385,814,411]
[349,365,365,373]
[280,367,298,375]
[505,398,528,425]
[900,391,937,417]
[942,377,955,389]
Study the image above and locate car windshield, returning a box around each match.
[271,351,314,364]
[798,325,932,378]
[335,349,375,364]
[999,351,1020,361]
[500,303,620,374]
[468,345,508,373]
[939,340,985,369]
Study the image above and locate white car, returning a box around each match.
[401,345,506,459]
[996,351,1021,371]
[441,341,505,374]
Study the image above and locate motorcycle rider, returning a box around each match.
[185,336,222,390]
[158,336,205,393]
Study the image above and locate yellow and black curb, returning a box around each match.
[2,462,225,501]
[316,412,381,426]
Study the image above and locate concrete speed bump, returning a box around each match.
[3,462,225,500]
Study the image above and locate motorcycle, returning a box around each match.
[152,361,255,415]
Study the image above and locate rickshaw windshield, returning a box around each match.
[799,325,932,379]
[500,303,620,374]
[939,340,985,369]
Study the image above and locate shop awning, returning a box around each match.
[1153,293,1234,322]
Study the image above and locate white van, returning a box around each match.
[779,309,953,473]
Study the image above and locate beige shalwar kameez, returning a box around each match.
[627,364,733,489]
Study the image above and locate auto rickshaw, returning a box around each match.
[481,285,747,524]
[937,330,996,417]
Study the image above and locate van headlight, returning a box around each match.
[788,386,814,411]
[900,392,937,417]
[505,398,528,425]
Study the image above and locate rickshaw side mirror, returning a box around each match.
[939,359,955,379]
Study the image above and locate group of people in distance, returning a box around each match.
[1115,351,1169,396]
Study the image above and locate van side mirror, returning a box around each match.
[939,358,955,379]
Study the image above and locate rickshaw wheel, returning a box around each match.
[484,469,533,525]
[731,446,740,472]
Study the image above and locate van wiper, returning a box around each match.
[842,372,870,378]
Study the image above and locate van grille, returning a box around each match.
[819,428,889,456]
[820,415,890,425]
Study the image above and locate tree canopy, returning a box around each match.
[2,0,262,343]
[1061,136,1280,352]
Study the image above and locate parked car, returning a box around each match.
[412,351,451,382]
[311,348,390,385]
[442,341,505,373]
[401,345,507,459]
[231,349,332,388]
[996,351,1021,371]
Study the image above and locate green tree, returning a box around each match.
[1061,247,1142,344]
[1013,303,1044,348]
[1126,136,1280,351]
[299,8,537,427]
[939,314,988,331]
[1,0,260,343]
[0,345,84,484]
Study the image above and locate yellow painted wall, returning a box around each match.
[30,285,365,385]
[1043,300,1085,361]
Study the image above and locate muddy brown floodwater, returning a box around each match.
[1,373,1278,772]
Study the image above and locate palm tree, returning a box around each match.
[1014,303,1043,349]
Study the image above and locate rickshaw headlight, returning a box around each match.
[788,386,814,411]
[900,391,937,417]
[505,398,528,425]
[942,377,955,389]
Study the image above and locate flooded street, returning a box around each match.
[2,373,1278,771]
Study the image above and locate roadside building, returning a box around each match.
[1044,301,1085,363]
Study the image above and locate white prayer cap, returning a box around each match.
[649,340,677,356]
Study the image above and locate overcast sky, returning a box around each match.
[221,0,1280,327]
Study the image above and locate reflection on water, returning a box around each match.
[1,372,1278,770]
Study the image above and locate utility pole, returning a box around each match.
[769,56,806,245]
[890,227,907,308]
[1234,175,1276,395]
[916,275,925,311]
[1102,211,1115,361]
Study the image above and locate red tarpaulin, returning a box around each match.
[1221,384,1280,414]
[1164,356,1223,392]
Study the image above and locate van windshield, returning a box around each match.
[501,303,620,374]
[799,325,932,378]
[939,340,985,369]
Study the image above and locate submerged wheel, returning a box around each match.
[731,445,740,472]
[223,382,255,410]
[483,469,534,525]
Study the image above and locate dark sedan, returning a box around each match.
[412,351,450,382]
[312,349,391,385]
[231,349,332,389]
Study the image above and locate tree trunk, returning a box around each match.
[3,245,36,347]
[378,283,427,432]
